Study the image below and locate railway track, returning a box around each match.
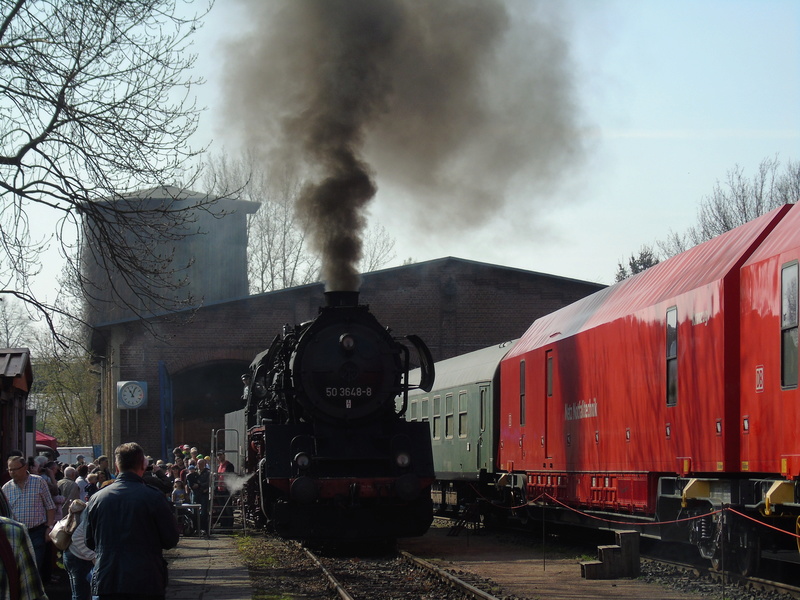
[641,554,800,600]
[430,515,800,600]
[300,543,502,600]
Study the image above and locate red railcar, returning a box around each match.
[491,203,800,573]
[739,204,800,477]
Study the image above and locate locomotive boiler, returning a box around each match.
[239,291,435,542]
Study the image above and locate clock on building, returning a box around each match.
[117,381,148,410]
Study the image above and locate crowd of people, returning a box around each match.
[0,442,231,600]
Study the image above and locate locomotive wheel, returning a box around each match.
[734,528,760,576]
[710,547,727,572]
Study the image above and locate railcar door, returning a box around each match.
[477,385,489,471]
[545,349,556,460]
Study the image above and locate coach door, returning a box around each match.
[545,349,556,460]
[477,385,489,471]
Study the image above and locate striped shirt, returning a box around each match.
[2,474,55,529]
[0,516,48,600]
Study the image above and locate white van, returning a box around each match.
[58,446,94,465]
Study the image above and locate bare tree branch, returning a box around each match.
[655,156,799,261]
[0,0,215,345]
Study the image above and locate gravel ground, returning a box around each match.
[236,534,479,599]
[640,560,799,600]
[234,528,800,600]
[236,534,331,599]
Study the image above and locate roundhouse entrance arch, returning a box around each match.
[169,360,249,455]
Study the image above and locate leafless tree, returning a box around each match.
[360,224,397,274]
[28,318,99,446]
[614,245,659,282]
[204,151,319,293]
[0,0,214,345]
[0,295,35,348]
[204,150,397,293]
[657,156,800,259]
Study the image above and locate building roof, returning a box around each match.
[0,348,33,392]
[119,185,261,213]
[409,340,516,392]
[91,256,605,330]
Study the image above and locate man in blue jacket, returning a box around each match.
[85,442,179,600]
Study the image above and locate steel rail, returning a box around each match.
[298,541,503,600]
[399,550,502,600]
[301,546,355,600]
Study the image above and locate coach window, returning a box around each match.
[519,360,526,426]
[445,393,454,439]
[432,395,441,439]
[410,400,417,421]
[666,307,678,406]
[458,391,468,437]
[782,262,799,388]
[421,398,429,423]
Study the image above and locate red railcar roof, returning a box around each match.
[742,202,800,267]
[508,204,792,358]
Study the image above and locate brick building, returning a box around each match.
[90,258,604,460]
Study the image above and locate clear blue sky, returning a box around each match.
[190,0,800,285]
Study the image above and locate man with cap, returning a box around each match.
[75,454,85,467]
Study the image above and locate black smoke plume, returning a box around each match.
[222,0,583,291]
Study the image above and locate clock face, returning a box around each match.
[118,381,147,409]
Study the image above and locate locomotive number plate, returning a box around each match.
[325,387,373,398]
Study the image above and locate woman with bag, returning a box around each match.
[60,500,95,600]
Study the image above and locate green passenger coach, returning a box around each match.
[406,340,516,513]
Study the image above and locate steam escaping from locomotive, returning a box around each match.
[222,0,584,291]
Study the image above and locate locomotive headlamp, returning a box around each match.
[294,452,311,470]
[339,333,356,352]
[395,452,411,468]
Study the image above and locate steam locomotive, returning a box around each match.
[236,291,435,542]
[407,202,800,575]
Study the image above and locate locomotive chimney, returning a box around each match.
[325,291,359,308]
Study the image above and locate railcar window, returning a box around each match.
[410,401,417,421]
[445,393,454,438]
[519,360,526,426]
[782,263,799,388]
[666,307,678,406]
[433,395,441,439]
[546,352,553,398]
[421,398,429,420]
[458,391,468,437]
